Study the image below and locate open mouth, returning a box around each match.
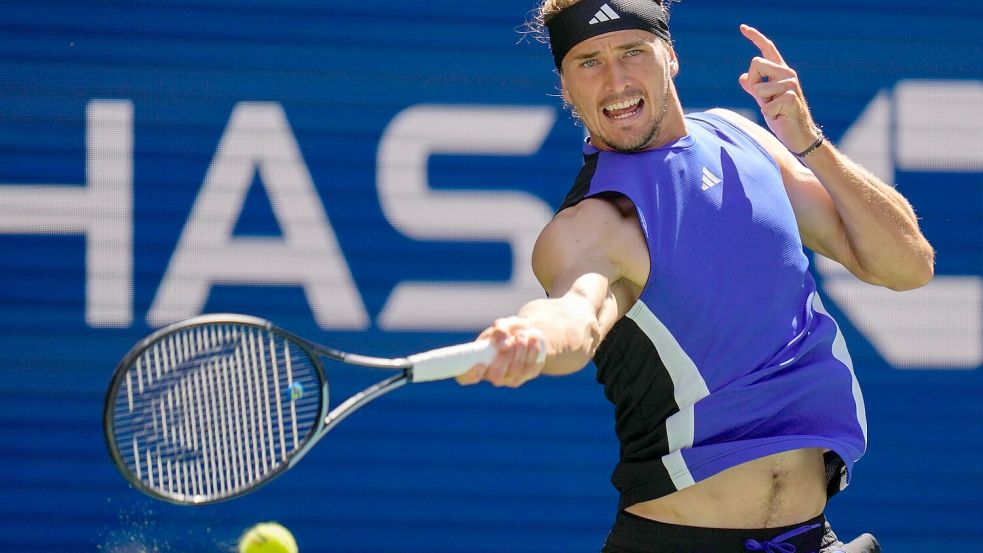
[603,97,644,120]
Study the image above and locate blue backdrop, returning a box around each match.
[1,1,980,551]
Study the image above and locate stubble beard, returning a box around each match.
[584,79,672,153]
[599,113,663,152]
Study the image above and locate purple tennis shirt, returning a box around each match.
[558,111,868,509]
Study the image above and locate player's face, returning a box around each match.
[560,30,678,152]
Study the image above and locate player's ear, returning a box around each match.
[560,74,572,106]
[667,45,679,77]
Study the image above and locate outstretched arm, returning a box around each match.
[456,197,645,387]
[722,24,934,291]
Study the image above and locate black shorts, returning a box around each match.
[601,511,845,553]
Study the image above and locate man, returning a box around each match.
[457,0,935,551]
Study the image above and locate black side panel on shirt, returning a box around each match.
[824,450,847,499]
[559,148,683,507]
[595,316,681,508]
[558,151,599,213]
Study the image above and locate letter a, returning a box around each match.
[148,102,368,329]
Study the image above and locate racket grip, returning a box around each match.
[408,340,497,383]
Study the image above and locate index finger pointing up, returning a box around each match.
[740,24,786,65]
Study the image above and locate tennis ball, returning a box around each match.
[237,522,298,553]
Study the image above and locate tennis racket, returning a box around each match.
[103,313,531,505]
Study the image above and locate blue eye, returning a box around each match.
[581,59,598,68]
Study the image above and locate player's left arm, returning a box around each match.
[715,24,935,291]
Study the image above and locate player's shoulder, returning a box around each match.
[538,194,640,253]
[688,108,772,150]
[702,108,792,171]
[534,195,647,291]
[691,108,766,139]
[536,196,638,258]
[701,108,775,147]
[551,194,636,229]
[703,107,754,125]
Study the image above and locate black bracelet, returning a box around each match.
[791,130,825,158]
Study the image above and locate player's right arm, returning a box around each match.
[457,195,647,388]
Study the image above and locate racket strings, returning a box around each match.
[111,324,322,502]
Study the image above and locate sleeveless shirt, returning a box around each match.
[558,112,868,509]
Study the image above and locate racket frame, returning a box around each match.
[104,313,503,505]
[103,313,414,505]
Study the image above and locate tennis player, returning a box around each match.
[457,0,934,551]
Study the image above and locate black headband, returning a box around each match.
[546,0,670,70]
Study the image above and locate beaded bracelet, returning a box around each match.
[791,130,826,158]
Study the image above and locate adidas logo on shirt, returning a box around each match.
[589,3,621,24]
[701,167,722,191]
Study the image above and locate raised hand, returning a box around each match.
[738,24,822,154]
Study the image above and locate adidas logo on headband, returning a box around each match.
[547,0,671,69]
[589,3,621,24]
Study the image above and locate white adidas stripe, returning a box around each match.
[601,4,620,20]
[701,167,722,190]
[626,301,710,490]
[811,292,868,449]
[589,3,621,24]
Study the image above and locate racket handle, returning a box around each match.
[408,340,497,383]
[407,330,547,383]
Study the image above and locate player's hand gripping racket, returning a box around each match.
[103,314,535,505]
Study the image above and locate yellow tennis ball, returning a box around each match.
[237,522,298,553]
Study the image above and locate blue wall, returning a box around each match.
[1,1,980,551]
